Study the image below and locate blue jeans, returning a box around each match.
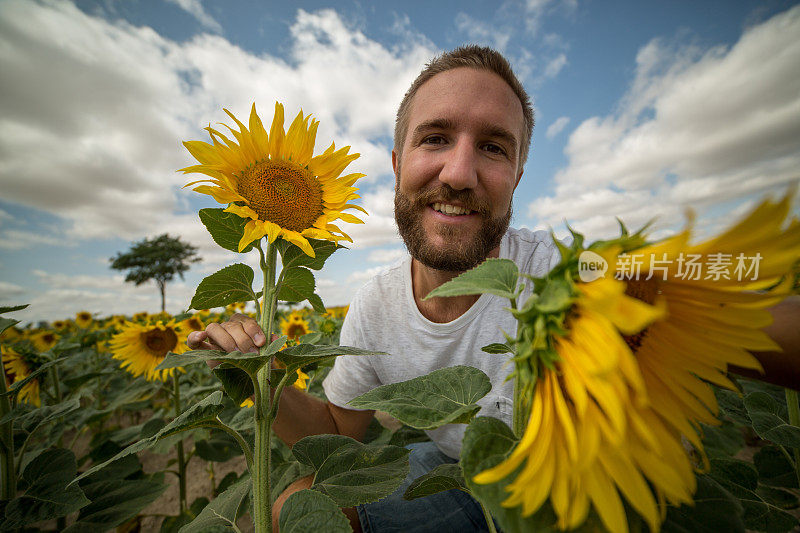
[357,441,499,533]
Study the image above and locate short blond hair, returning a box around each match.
[394,45,534,168]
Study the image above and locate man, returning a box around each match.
[188,46,800,532]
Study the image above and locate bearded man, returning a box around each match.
[188,46,800,532]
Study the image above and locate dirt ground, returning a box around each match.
[137,440,252,532]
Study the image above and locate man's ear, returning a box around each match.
[392,149,400,188]
[514,167,524,191]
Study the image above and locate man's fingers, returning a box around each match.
[205,322,239,353]
[187,330,209,350]
[231,313,267,346]
[222,321,260,354]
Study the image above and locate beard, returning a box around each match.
[394,183,512,272]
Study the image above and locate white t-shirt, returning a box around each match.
[322,228,561,459]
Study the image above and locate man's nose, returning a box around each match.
[438,139,478,190]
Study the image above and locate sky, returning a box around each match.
[1,0,799,324]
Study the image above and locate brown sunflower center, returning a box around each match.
[186,318,203,331]
[622,278,659,353]
[140,328,178,358]
[237,159,324,232]
[286,323,308,340]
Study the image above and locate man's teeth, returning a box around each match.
[432,203,472,215]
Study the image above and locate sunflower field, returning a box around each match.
[2,99,799,533]
[0,303,370,532]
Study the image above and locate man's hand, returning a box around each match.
[186,313,267,354]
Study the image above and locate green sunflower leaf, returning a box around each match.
[404,463,466,500]
[0,317,19,336]
[1,357,69,399]
[662,474,745,533]
[0,304,28,314]
[482,342,513,354]
[278,267,315,302]
[278,490,351,533]
[753,446,798,488]
[706,457,797,532]
[743,391,800,448]
[275,343,385,373]
[424,258,520,300]
[292,434,410,507]
[190,264,257,310]
[279,238,339,270]
[179,474,251,533]
[199,208,255,253]
[64,461,167,533]
[2,448,90,529]
[307,293,326,314]
[461,416,559,533]
[72,391,226,485]
[213,366,253,405]
[348,366,491,430]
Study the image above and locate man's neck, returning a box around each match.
[411,247,501,324]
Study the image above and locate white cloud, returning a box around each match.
[454,12,512,51]
[528,6,800,240]
[545,116,570,139]
[0,2,435,249]
[347,266,389,284]
[345,185,401,248]
[367,248,406,263]
[5,270,198,323]
[166,0,222,33]
[0,281,26,298]
[0,229,72,250]
[543,53,567,78]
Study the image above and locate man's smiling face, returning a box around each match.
[393,67,526,272]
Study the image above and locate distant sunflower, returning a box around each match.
[280,311,311,341]
[51,320,68,330]
[31,330,59,352]
[180,102,366,257]
[181,315,205,332]
[75,311,93,329]
[132,312,149,322]
[326,305,349,319]
[476,191,800,533]
[109,320,189,381]
[2,346,41,407]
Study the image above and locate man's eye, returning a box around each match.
[483,143,506,155]
[422,135,446,145]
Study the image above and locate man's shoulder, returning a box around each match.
[503,227,561,277]
[504,227,556,248]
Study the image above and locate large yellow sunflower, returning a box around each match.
[180,103,367,257]
[109,320,189,381]
[280,311,311,341]
[476,191,800,533]
[2,346,41,407]
[476,275,672,532]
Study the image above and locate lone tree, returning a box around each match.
[110,234,201,312]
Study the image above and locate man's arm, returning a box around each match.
[730,295,800,391]
[186,314,375,446]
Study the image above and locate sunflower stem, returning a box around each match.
[508,298,526,439]
[254,240,278,533]
[173,375,188,516]
[478,500,498,533]
[0,352,16,500]
[215,417,253,473]
[785,388,800,487]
